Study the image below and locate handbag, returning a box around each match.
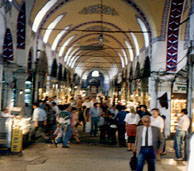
[129,152,137,171]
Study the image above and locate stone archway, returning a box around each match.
[35,50,49,101]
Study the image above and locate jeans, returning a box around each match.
[91,117,99,136]
[56,125,72,146]
[136,147,156,171]
[174,130,186,158]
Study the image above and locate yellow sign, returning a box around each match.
[11,128,23,152]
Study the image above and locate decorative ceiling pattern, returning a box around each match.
[79,4,119,16]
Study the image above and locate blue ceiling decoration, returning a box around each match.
[17,3,26,49]
[2,28,14,61]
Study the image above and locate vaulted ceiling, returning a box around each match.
[29,0,167,79]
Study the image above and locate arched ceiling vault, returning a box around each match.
[30,0,167,79]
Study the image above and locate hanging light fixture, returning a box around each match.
[98,33,104,44]
[98,0,104,45]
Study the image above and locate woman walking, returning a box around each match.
[124,108,140,151]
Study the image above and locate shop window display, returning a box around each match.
[170,99,186,133]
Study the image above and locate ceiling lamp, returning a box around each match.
[98,33,104,44]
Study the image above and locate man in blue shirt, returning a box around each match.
[116,105,127,147]
[89,103,102,136]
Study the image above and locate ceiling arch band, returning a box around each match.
[32,0,152,39]
[43,14,64,43]
[123,0,152,40]
[60,32,130,65]
[72,45,121,69]
[69,44,121,69]
[61,33,126,69]
[57,20,133,51]
[137,17,149,48]
[51,25,71,51]
[32,0,58,32]
[130,32,140,56]
[59,35,76,56]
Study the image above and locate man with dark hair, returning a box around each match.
[136,106,142,117]
[31,102,48,142]
[89,103,102,136]
[139,105,151,118]
[115,105,127,147]
[174,108,190,160]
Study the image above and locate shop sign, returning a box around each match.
[173,82,187,94]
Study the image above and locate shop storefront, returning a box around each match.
[0,107,31,152]
[170,77,187,133]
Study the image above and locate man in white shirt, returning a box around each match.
[151,108,164,132]
[31,103,48,142]
[135,116,163,171]
[151,108,165,160]
[174,109,190,160]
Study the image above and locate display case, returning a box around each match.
[0,118,12,149]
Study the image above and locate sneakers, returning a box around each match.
[175,158,183,161]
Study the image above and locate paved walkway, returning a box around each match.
[0,143,187,171]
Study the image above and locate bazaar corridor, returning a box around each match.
[0,140,187,171]
[1,0,194,170]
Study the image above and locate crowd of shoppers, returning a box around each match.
[0,93,193,171]
[17,95,191,171]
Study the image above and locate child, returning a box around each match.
[52,124,66,147]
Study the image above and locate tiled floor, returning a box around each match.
[0,143,187,171]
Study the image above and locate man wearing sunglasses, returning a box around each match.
[135,115,163,171]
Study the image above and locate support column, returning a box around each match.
[0,62,3,110]
[157,80,172,137]
[14,68,27,115]
[46,75,51,97]
[149,73,158,109]
[149,73,173,136]
[2,67,14,108]
[187,41,194,131]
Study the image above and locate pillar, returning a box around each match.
[187,0,194,131]
[0,62,3,109]
[157,80,172,137]
[14,68,27,114]
[149,73,158,109]
[149,73,173,136]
